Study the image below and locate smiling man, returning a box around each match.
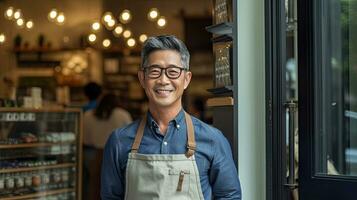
[101,35,241,200]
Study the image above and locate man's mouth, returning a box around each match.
[155,88,173,96]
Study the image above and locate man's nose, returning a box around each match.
[157,69,170,83]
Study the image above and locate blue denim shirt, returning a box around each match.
[101,109,241,200]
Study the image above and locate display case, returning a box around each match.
[0,108,82,200]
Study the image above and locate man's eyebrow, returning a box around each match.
[146,64,181,68]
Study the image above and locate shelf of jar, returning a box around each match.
[0,188,75,200]
[0,142,75,149]
[0,163,76,174]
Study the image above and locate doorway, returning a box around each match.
[267,0,357,199]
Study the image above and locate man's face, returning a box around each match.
[138,50,192,109]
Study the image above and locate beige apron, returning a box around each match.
[124,112,204,200]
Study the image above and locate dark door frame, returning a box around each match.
[298,0,357,199]
[265,0,290,199]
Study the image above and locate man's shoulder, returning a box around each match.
[190,115,224,139]
[109,119,140,140]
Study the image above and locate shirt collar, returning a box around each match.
[146,108,186,129]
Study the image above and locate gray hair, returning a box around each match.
[141,35,190,69]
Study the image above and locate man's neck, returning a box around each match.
[149,104,182,134]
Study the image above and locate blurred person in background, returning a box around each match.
[83,93,132,200]
[83,82,102,112]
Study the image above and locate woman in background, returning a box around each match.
[83,93,132,200]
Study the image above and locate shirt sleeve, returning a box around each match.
[209,131,242,200]
[101,132,124,200]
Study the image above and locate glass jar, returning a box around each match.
[24,173,32,187]
[32,173,41,187]
[5,175,15,189]
[15,174,24,188]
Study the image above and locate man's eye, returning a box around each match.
[167,70,179,75]
[149,69,161,74]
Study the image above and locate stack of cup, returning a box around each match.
[31,87,42,108]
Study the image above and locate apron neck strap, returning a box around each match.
[184,112,196,157]
[131,112,196,158]
[131,113,147,153]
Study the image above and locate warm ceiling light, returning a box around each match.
[113,24,124,37]
[5,7,14,20]
[123,30,132,38]
[91,22,101,31]
[148,8,159,21]
[127,38,136,47]
[102,39,111,48]
[139,34,148,43]
[106,19,116,29]
[16,18,24,27]
[74,66,83,73]
[13,9,22,20]
[157,16,166,27]
[103,12,113,23]
[48,9,58,21]
[62,68,71,75]
[0,34,5,44]
[88,34,97,43]
[56,12,65,25]
[119,9,131,24]
[26,20,34,29]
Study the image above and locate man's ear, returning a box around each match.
[138,70,146,88]
[184,71,192,90]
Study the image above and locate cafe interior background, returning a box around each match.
[0,0,214,120]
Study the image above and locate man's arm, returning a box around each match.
[101,133,125,200]
[209,132,242,200]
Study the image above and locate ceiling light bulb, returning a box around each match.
[92,22,101,31]
[26,20,34,29]
[48,9,58,21]
[127,38,136,47]
[5,7,14,19]
[123,30,132,38]
[157,16,166,27]
[139,34,148,43]
[103,12,113,23]
[13,9,22,20]
[88,34,97,43]
[113,24,124,37]
[107,19,116,28]
[56,13,65,24]
[16,18,24,27]
[148,8,159,21]
[75,66,83,73]
[119,9,131,24]
[102,39,111,48]
[0,34,5,44]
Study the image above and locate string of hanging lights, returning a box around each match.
[88,7,167,49]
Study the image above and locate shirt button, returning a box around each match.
[163,141,168,146]
[176,124,180,129]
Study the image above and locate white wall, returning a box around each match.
[237,0,266,199]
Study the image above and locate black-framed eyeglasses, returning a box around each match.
[143,66,188,79]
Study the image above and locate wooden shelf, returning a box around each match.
[207,97,234,107]
[0,188,75,200]
[206,22,233,35]
[207,85,234,95]
[0,163,76,173]
[0,142,75,149]
[12,47,86,53]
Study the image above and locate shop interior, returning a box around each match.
[0,0,214,121]
[0,0,232,199]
